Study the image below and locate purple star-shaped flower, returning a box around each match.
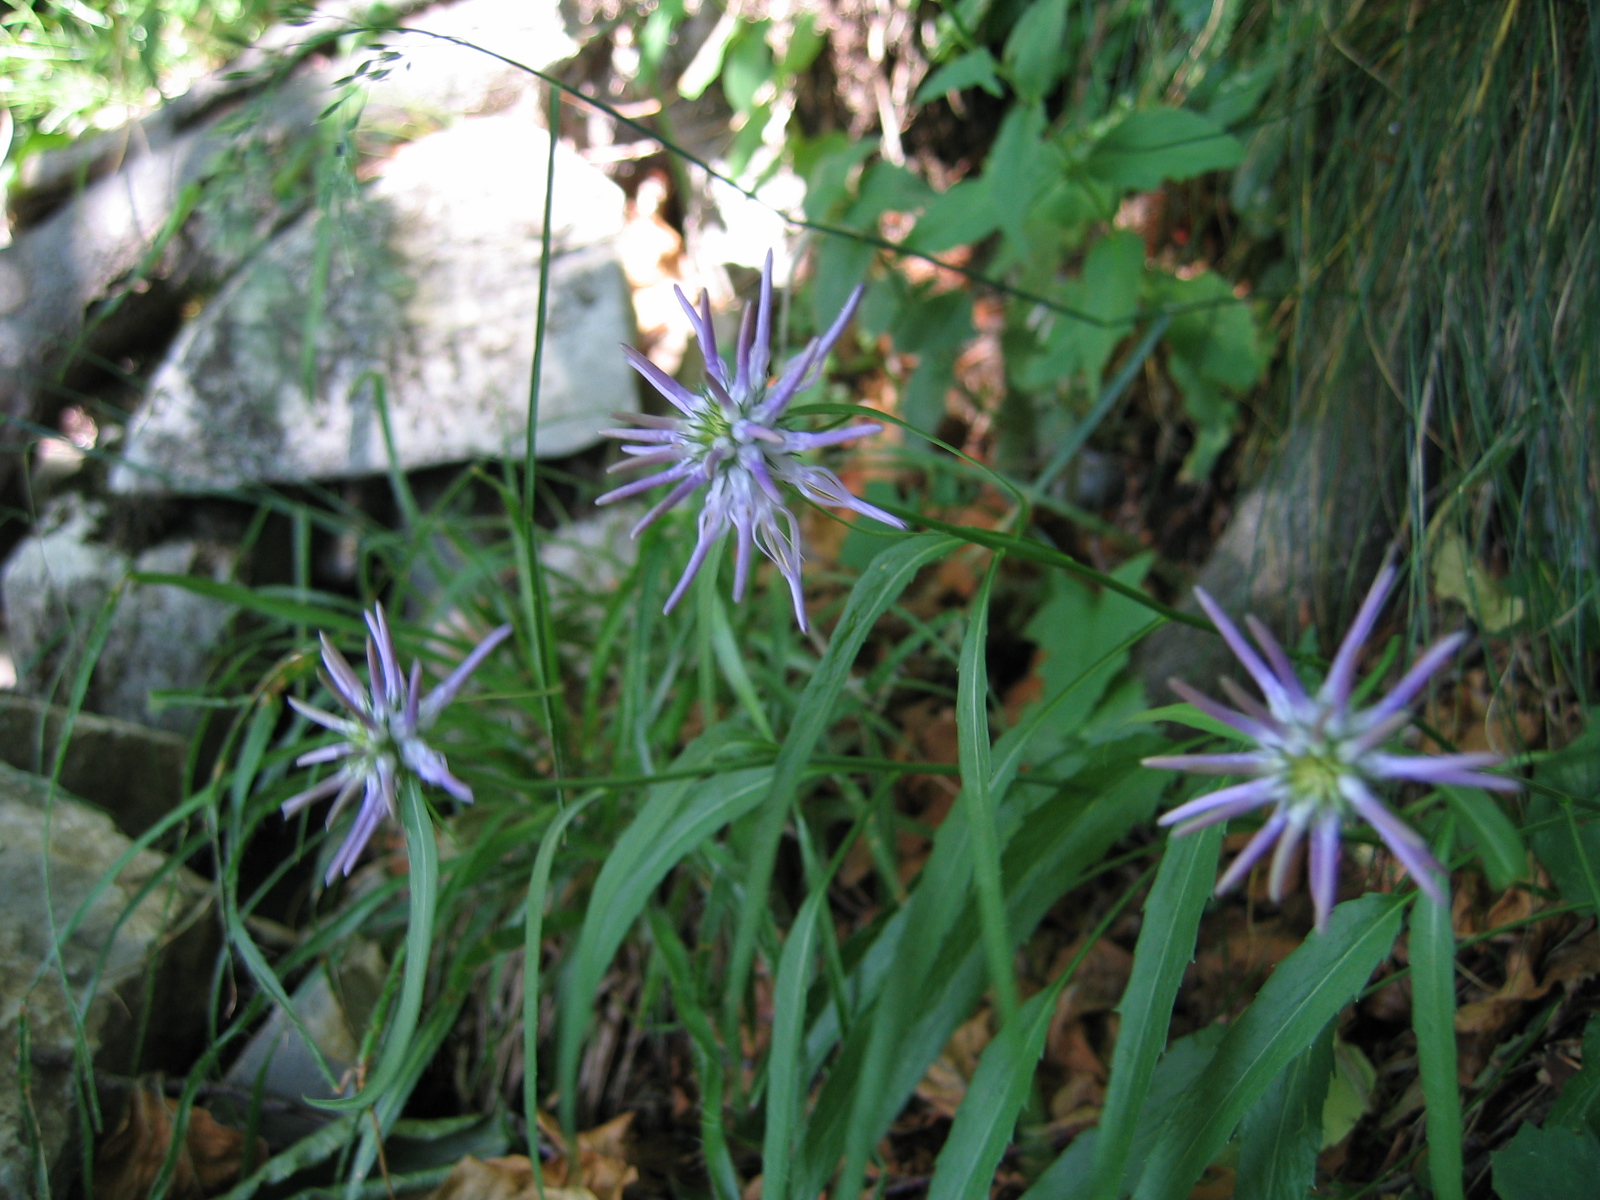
[597,251,905,631]
[283,605,511,883]
[1144,567,1519,930]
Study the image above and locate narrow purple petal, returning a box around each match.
[288,695,363,736]
[595,458,701,506]
[1219,677,1286,734]
[731,505,756,601]
[745,450,785,505]
[676,287,729,389]
[418,622,514,728]
[789,464,908,528]
[734,305,756,398]
[406,740,474,804]
[1216,810,1289,894]
[1142,751,1276,776]
[1308,814,1342,932]
[1167,678,1275,742]
[327,792,385,883]
[318,635,368,715]
[607,448,684,472]
[296,742,354,767]
[1194,588,1296,719]
[323,775,365,826]
[622,344,700,414]
[759,283,864,422]
[1365,752,1521,792]
[783,423,884,452]
[282,772,346,816]
[365,606,404,710]
[1344,709,1414,755]
[1170,786,1285,837]
[629,470,710,536]
[749,249,773,389]
[1360,632,1467,728]
[1156,776,1279,827]
[1244,615,1311,712]
[403,660,422,735]
[1341,777,1447,904]
[1321,566,1396,711]
[599,426,681,443]
[662,516,724,615]
[1267,809,1309,902]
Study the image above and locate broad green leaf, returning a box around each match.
[1529,715,1600,912]
[984,103,1065,253]
[1547,1016,1600,1137]
[1411,889,1464,1200]
[1320,1039,1376,1148]
[846,160,936,229]
[810,235,877,329]
[1002,0,1068,104]
[1088,824,1221,1200]
[916,47,1004,103]
[1493,1123,1600,1200]
[1235,1023,1334,1200]
[1122,703,1241,742]
[1084,107,1245,190]
[1133,894,1406,1200]
[1016,230,1145,389]
[906,177,999,254]
[1442,784,1526,891]
[721,19,772,112]
[1432,532,1526,632]
[678,11,737,99]
[1022,553,1156,755]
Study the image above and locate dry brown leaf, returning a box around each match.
[427,1155,596,1200]
[528,1111,639,1200]
[1544,931,1600,986]
[914,1010,994,1118]
[95,1084,262,1200]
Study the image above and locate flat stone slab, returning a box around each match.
[0,763,208,1196]
[111,106,637,495]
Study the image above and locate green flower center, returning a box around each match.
[1283,749,1346,808]
[692,401,734,447]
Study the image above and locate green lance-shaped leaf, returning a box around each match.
[1235,1022,1335,1200]
[558,752,772,1132]
[722,535,962,1031]
[320,778,439,1127]
[1411,886,1465,1200]
[1088,824,1222,1200]
[1133,893,1406,1200]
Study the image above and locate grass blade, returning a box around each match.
[1133,893,1406,1200]
[1087,823,1222,1200]
[957,554,1017,1023]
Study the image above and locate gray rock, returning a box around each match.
[1,499,235,735]
[224,940,387,1103]
[0,694,186,839]
[0,762,210,1198]
[355,0,576,125]
[111,105,636,495]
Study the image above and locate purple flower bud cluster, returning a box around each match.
[284,605,511,882]
[597,251,904,631]
[1145,567,1518,930]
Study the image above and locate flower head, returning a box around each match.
[597,251,905,630]
[1143,567,1518,930]
[283,605,512,883]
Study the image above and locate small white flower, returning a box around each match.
[597,251,905,630]
[283,605,511,882]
